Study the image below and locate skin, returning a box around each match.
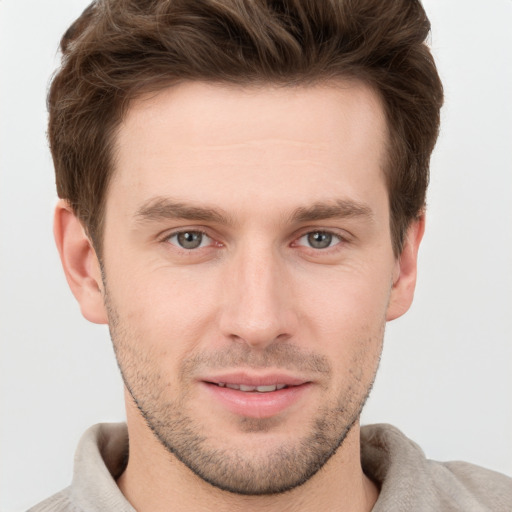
[55,81,424,512]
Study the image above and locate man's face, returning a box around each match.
[100,82,402,494]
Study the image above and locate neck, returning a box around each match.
[117,398,378,512]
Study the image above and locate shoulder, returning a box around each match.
[438,460,512,511]
[27,423,131,512]
[27,487,78,512]
[361,424,512,512]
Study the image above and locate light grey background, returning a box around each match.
[1,1,511,510]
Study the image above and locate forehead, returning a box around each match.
[110,81,388,217]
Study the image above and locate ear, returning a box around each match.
[386,215,425,321]
[54,200,108,324]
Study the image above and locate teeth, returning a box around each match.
[255,385,276,392]
[240,384,257,391]
[217,383,287,392]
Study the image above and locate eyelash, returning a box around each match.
[294,231,344,250]
[164,230,216,251]
[162,228,347,254]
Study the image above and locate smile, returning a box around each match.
[201,374,311,418]
[215,383,288,392]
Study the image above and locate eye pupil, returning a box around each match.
[307,232,332,249]
[177,231,203,249]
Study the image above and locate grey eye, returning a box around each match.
[297,231,341,249]
[307,232,333,249]
[169,231,209,249]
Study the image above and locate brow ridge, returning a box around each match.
[290,200,374,223]
[134,197,233,225]
[134,196,373,226]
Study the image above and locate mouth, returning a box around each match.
[200,374,311,418]
[211,382,288,392]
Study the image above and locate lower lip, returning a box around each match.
[202,382,311,419]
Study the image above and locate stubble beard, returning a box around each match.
[105,292,383,496]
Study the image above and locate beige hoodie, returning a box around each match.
[29,423,512,511]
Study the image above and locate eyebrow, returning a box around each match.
[289,200,374,224]
[134,196,373,226]
[134,197,234,225]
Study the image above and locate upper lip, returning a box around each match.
[200,372,309,387]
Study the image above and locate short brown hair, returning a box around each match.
[48,0,443,255]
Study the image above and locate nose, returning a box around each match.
[219,243,297,350]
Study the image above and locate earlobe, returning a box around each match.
[386,215,425,321]
[54,200,108,324]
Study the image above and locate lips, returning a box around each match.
[200,373,311,418]
[204,372,308,387]
[216,383,287,392]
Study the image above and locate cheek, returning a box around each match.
[296,264,392,333]
[293,266,389,377]
[108,264,222,355]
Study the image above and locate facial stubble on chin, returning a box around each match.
[103,288,383,496]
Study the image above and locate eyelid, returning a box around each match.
[297,230,343,248]
[162,227,218,249]
[158,226,350,252]
[292,227,350,245]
